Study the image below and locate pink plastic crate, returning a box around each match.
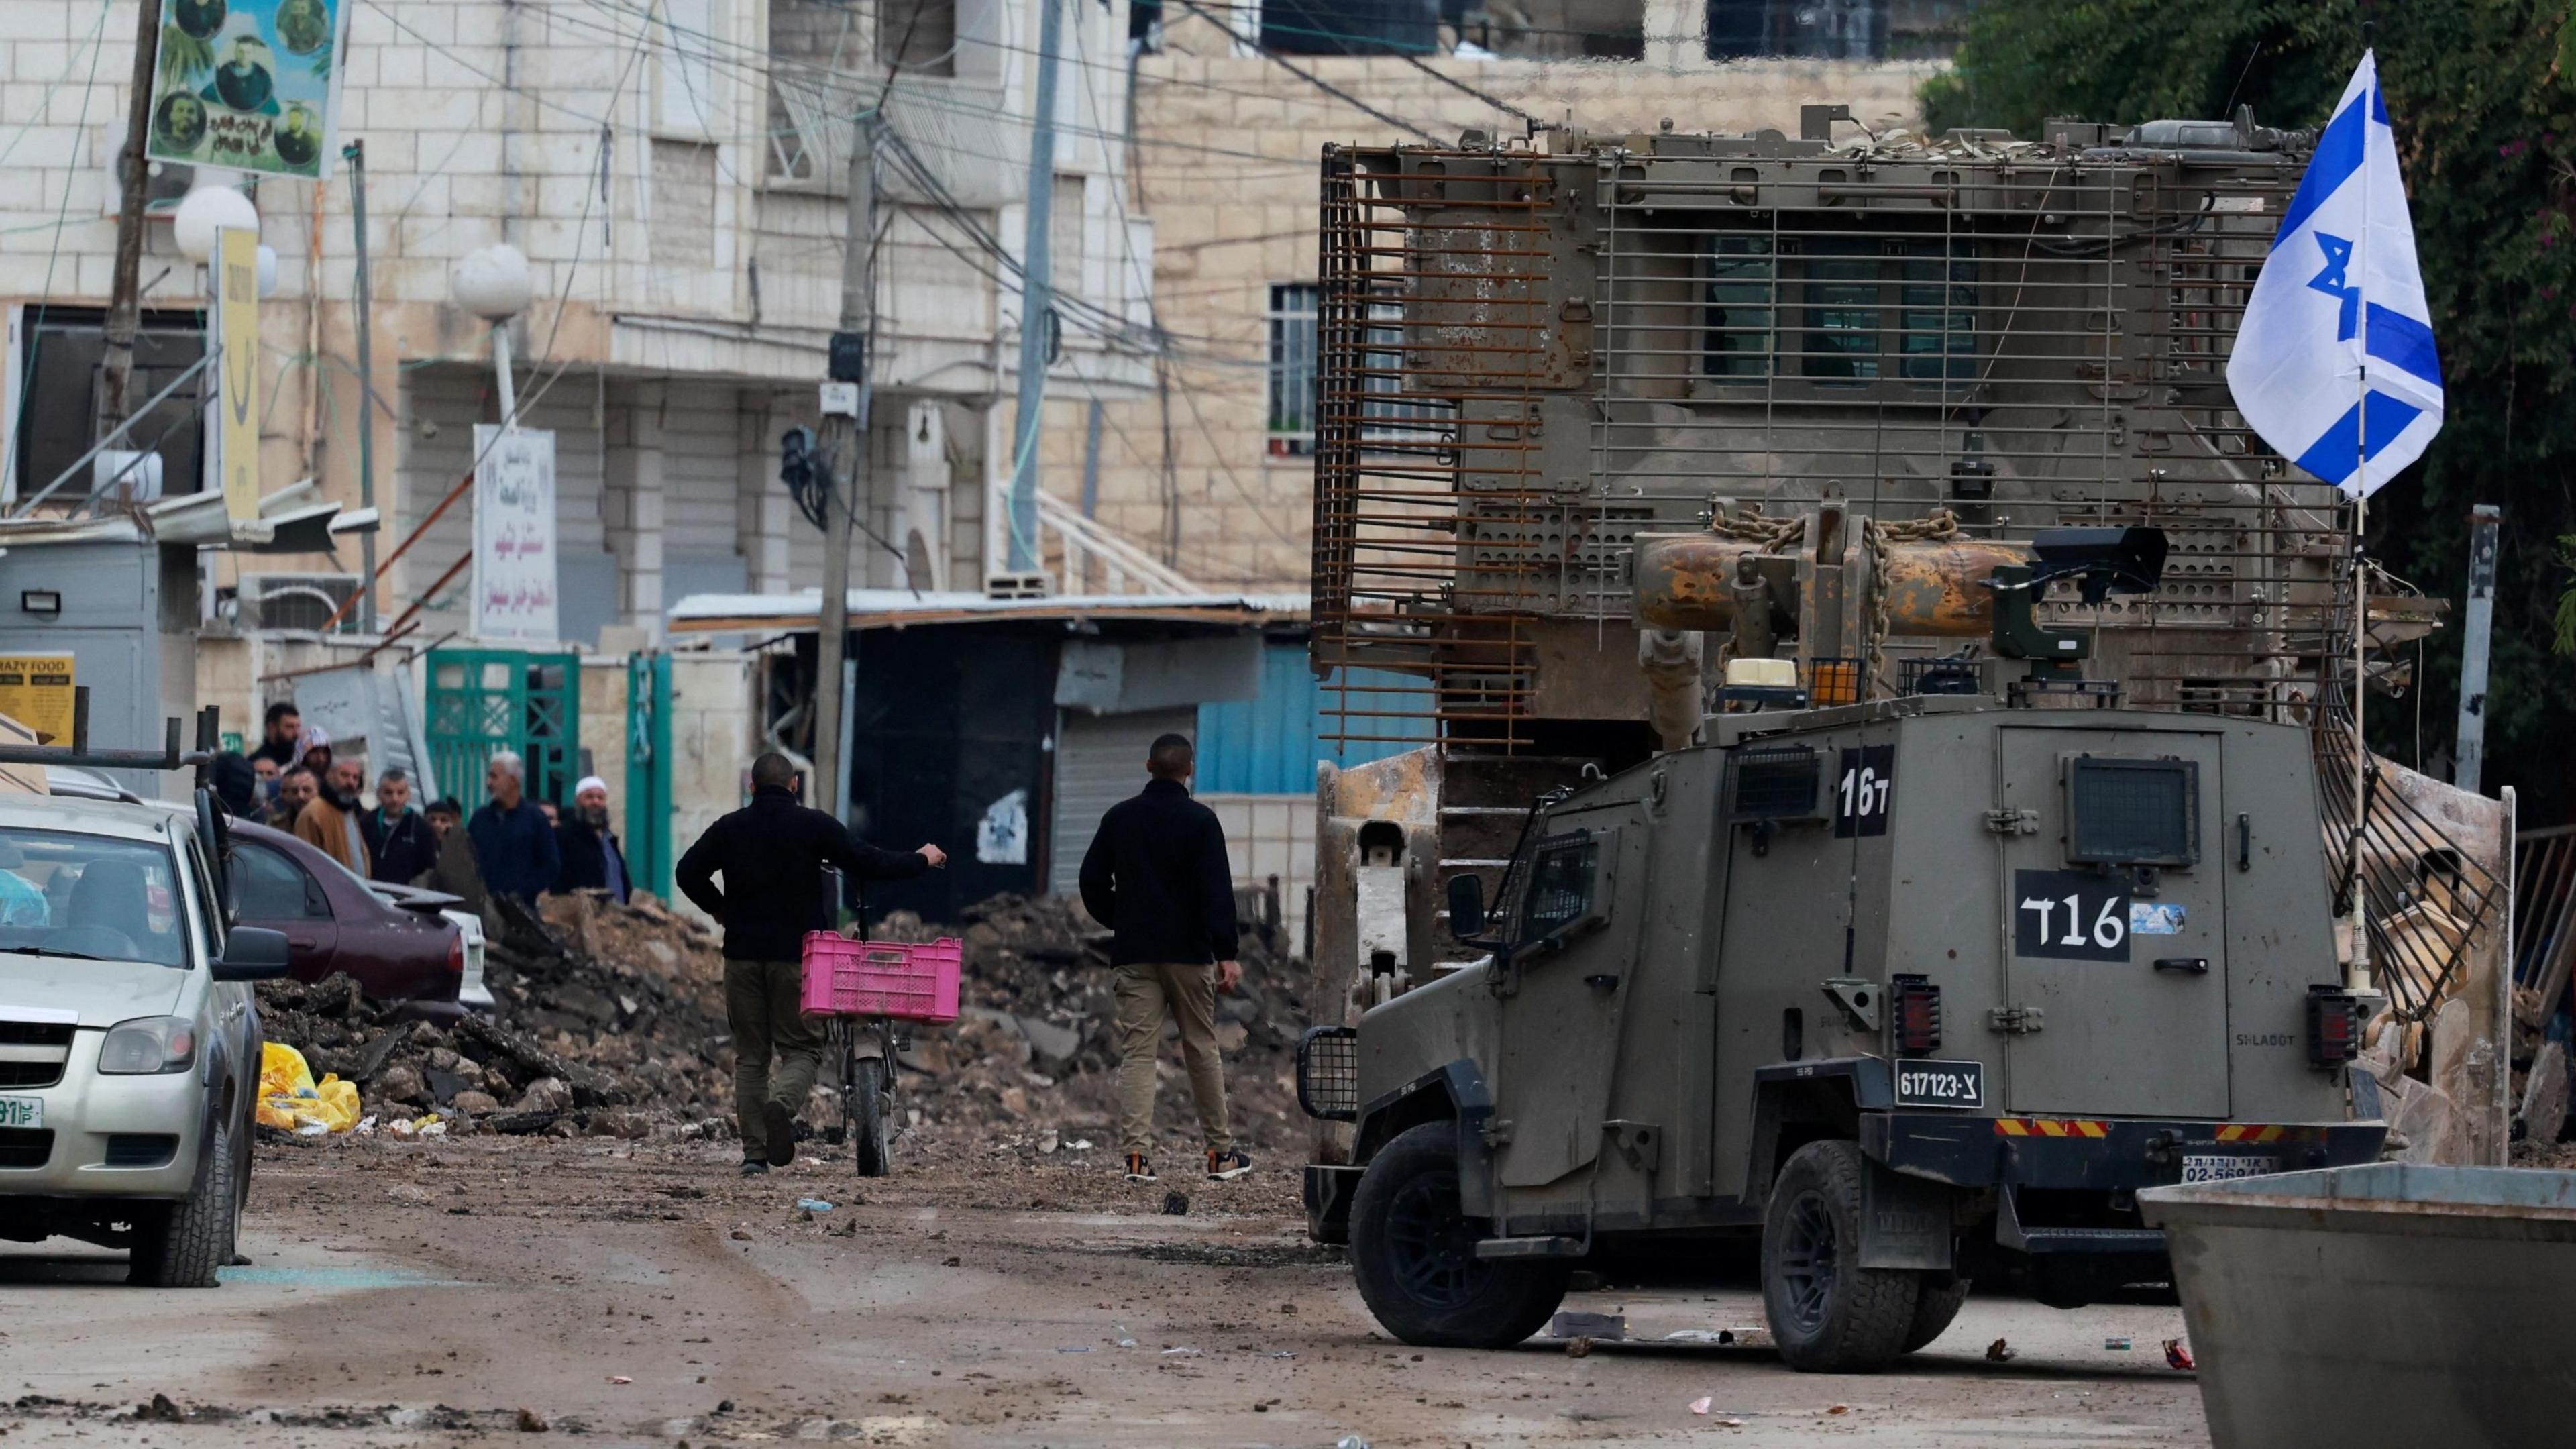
[800,933,963,1023]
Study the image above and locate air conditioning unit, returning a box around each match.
[238,573,362,633]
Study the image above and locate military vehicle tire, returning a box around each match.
[1761,1140,1920,1372]
[1350,1122,1567,1348]
[1902,1275,1971,1353]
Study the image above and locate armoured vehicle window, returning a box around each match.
[2067,757,2200,866]
[1700,237,1976,382]
[1801,246,1882,378]
[1702,237,1775,378]
[1728,745,1821,818]
[1518,835,1599,939]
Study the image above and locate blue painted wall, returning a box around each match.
[1195,642,1432,794]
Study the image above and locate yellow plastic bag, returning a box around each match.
[256,1042,362,1134]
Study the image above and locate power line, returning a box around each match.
[1171,1,1442,144]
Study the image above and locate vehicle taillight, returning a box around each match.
[2306,985,2360,1069]
[1891,974,1942,1055]
[447,933,466,975]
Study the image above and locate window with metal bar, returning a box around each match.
[1702,237,1775,378]
[1267,283,1319,458]
[1699,236,1977,384]
[1360,301,1450,458]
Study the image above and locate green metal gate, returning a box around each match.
[424,648,582,808]
[623,651,674,900]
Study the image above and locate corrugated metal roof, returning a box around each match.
[666,589,1311,633]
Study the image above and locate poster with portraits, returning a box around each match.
[146,0,350,180]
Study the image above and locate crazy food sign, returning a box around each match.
[148,0,350,180]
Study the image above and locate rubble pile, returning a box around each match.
[872,891,1310,1154]
[255,894,738,1137]
[257,885,1315,1153]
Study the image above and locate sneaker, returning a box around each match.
[1122,1153,1157,1183]
[738,1159,769,1177]
[761,1102,797,1167]
[1207,1150,1253,1181]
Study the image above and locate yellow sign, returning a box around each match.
[217,225,261,521]
[0,657,76,745]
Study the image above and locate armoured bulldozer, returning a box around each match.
[1288,112,2436,1369]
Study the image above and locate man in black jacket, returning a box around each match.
[1077,733,1249,1185]
[676,752,945,1175]
[361,767,439,885]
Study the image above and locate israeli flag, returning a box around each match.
[2227,51,2442,498]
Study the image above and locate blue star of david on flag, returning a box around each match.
[2226,51,2443,498]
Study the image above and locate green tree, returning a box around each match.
[1929,0,2576,814]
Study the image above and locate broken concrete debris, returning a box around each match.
[252,888,1307,1150]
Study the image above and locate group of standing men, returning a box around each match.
[220,699,1258,1186]
[676,733,1250,1185]
[219,700,638,911]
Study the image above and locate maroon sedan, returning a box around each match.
[225,819,466,1016]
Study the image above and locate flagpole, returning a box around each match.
[2349,61,2374,995]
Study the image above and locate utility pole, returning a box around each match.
[2453,503,2502,792]
[1006,0,1065,572]
[98,0,167,441]
[812,113,876,821]
[345,141,378,633]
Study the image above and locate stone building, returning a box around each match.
[0,0,1155,644]
[1044,1,1952,592]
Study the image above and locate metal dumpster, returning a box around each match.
[2139,1163,2576,1449]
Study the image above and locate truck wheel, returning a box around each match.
[129,1121,239,1289]
[1761,1140,1919,1372]
[1350,1122,1566,1349]
[1902,1275,1972,1353]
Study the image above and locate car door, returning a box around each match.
[231,839,338,981]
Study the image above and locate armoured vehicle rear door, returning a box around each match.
[1491,811,1638,1188]
[1996,727,2229,1118]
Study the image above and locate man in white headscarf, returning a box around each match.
[552,774,629,903]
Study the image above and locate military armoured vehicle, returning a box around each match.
[1287,115,2438,1369]
[1298,529,2383,1370]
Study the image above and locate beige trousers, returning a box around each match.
[1112,961,1234,1156]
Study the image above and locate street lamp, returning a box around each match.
[451,243,534,424]
[170,184,257,266]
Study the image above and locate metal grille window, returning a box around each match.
[1729,745,1821,818]
[2068,757,2200,866]
[1267,283,1320,458]
[1702,237,1775,378]
[1519,835,1599,938]
[1700,238,1976,383]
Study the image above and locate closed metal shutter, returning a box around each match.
[1049,706,1193,896]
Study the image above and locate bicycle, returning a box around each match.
[826,1013,906,1177]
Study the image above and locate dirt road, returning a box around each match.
[1,1134,2211,1446]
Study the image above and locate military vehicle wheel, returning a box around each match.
[1761,1140,1920,1372]
[1350,1122,1566,1348]
[1902,1275,1971,1353]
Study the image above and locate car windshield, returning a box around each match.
[0,827,188,967]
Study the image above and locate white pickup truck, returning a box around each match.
[0,792,291,1286]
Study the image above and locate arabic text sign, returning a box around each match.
[470,425,559,641]
[0,657,77,745]
[146,0,350,181]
